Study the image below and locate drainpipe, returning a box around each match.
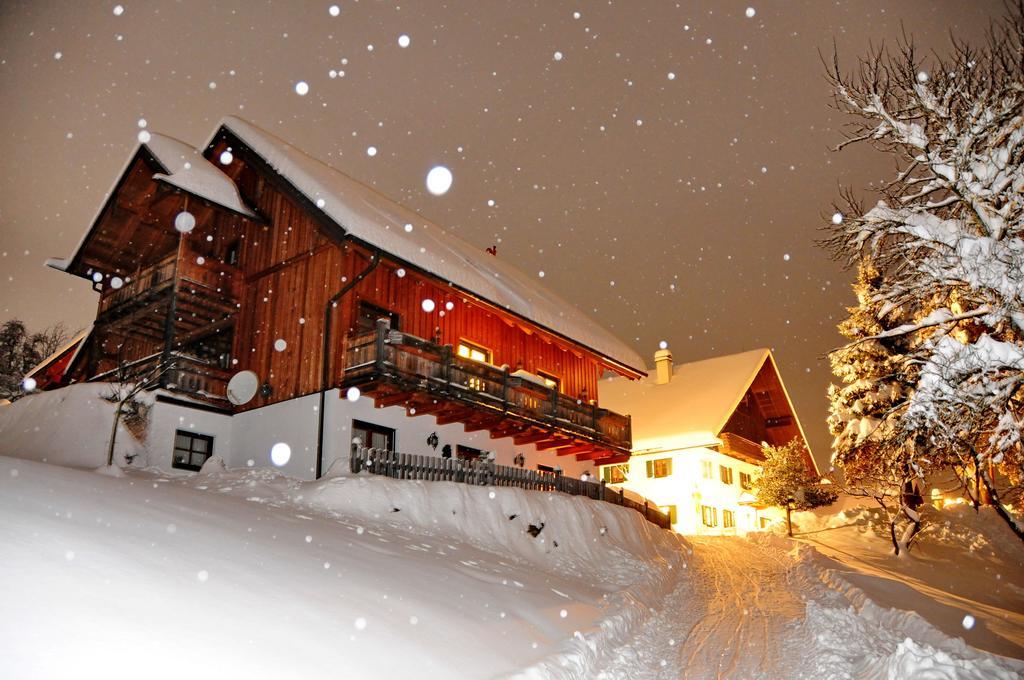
[315,247,380,479]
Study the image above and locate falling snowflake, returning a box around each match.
[367,146,378,157]
[137,130,151,144]
[295,81,310,96]
[425,166,453,195]
[398,34,411,48]
[274,338,287,352]
[328,4,340,17]
[346,387,361,402]
[270,443,291,466]
[219,150,233,165]
[553,51,564,61]
[745,7,756,18]
[421,299,436,313]
[174,211,196,233]
[831,212,843,225]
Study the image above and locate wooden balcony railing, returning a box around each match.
[718,432,767,464]
[342,322,632,453]
[165,353,233,401]
[97,246,241,317]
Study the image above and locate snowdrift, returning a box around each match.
[0,383,146,468]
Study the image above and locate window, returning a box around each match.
[456,444,486,461]
[701,505,718,527]
[352,420,395,451]
[646,458,672,478]
[536,370,561,392]
[225,239,241,266]
[456,340,491,364]
[602,463,629,484]
[759,517,771,529]
[701,460,714,479]
[723,509,735,529]
[172,430,214,471]
[740,471,753,490]
[537,463,556,473]
[659,504,678,524]
[355,301,400,334]
[720,465,734,485]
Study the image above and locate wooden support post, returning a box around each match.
[374,318,388,373]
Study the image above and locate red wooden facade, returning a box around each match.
[53,123,642,464]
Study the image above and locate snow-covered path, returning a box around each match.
[600,536,810,679]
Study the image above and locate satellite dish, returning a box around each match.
[226,370,259,405]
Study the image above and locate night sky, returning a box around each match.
[0,1,1004,466]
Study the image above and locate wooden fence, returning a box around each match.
[349,444,671,530]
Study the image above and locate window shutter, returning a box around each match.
[602,467,611,483]
[646,460,654,477]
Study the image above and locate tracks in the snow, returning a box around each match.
[599,535,812,680]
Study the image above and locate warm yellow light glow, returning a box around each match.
[457,343,489,363]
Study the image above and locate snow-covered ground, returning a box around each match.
[2,388,1022,678]
[3,453,1021,679]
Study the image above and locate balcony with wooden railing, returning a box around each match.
[718,432,767,465]
[341,320,632,465]
[97,246,242,320]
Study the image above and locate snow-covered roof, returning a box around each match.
[213,116,646,374]
[23,328,90,381]
[600,348,814,465]
[45,131,256,274]
[146,132,256,218]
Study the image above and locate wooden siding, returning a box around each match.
[216,141,608,412]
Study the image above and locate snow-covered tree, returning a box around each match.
[754,440,837,537]
[0,319,70,400]
[824,5,1024,541]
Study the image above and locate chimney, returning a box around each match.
[654,348,673,385]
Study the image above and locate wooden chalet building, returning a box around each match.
[40,117,647,478]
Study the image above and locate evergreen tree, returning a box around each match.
[824,5,1024,542]
[754,440,837,537]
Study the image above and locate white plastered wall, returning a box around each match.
[603,446,783,535]
[146,389,599,480]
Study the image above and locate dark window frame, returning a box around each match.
[172,429,214,471]
[723,509,735,529]
[720,465,734,485]
[659,504,678,524]
[355,300,400,334]
[352,419,396,452]
[701,505,718,527]
[739,471,753,490]
[456,444,486,461]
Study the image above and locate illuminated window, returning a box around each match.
[659,504,678,524]
[602,463,629,484]
[536,370,561,392]
[701,505,718,527]
[646,458,672,478]
[722,509,735,529]
[720,465,734,485]
[456,340,491,364]
[701,460,714,479]
[739,471,753,490]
